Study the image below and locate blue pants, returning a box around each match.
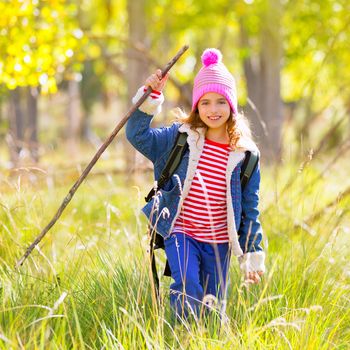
[164,232,230,319]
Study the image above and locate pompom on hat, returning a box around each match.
[192,48,237,114]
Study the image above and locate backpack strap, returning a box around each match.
[145,131,188,202]
[147,130,188,295]
[240,150,259,191]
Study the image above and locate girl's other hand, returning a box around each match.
[245,270,263,284]
[145,69,169,92]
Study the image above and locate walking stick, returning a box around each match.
[15,45,189,268]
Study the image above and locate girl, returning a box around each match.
[126,48,265,319]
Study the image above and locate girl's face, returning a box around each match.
[197,92,231,132]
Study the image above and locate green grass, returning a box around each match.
[0,153,349,349]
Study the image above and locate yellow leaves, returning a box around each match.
[94,61,105,76]
[41,6,52,20]
[37,53,53,71]
[41,76,58,95]
[7,43,18,56]
[235,1,249,17]
[38,44,52,57]
[28,74,39,86]
[87,44,101,59]
[0,0,85,92]
[6,78,17,90]
[36,28,54,44]
[76,52,85,62]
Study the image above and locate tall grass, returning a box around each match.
[0,152,349,349]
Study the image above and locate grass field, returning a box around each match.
[0,150,349,349]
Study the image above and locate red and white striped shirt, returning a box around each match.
[173,138,230,243]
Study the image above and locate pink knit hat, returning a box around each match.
[192,48,237,115]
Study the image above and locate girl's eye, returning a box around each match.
[200,100,227,105]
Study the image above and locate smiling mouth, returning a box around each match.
[208,116,221,120]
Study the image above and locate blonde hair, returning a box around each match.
[172,108,253,150]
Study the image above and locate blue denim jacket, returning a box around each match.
[126,108,265,267]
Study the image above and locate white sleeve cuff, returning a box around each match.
[238,251,266,273]
[132,86,164,116]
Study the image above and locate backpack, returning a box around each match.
[145,131,259,294]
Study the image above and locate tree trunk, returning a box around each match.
[66,80,82,155]
[8,88,25,166]
[125,0,149,176]
[241,0,283,162]
[259,0,283,161]
[27,86,39,162]
[0,94,3,126]
[7,87,40,166]
[80,60,102,146]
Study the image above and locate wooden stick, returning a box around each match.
[15,45,189,268]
